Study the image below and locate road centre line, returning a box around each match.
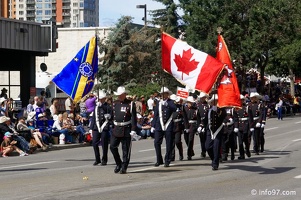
[129,163,175,173]
[264,127,278,131]
[294,175,301,179]
[295,121,301,124]
[139,147,166,152]
[292,138,301,142]
[0,161,58,170]
[265,128,301,139]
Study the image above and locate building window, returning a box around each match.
[0,71,21,100]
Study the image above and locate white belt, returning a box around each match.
[253,117,259,120]
[188,120,197,124]
[114,120,131,126]
[240,117,249,121]
[173,119,182,122]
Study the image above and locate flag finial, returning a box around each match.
[217,27,223,34]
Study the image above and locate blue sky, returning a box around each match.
[99,0,165,27]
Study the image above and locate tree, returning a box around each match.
[179,0,301,94]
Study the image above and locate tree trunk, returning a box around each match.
[289,68,295,97]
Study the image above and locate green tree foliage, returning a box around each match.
[179,0,301,93]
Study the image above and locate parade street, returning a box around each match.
[0,116,301,200]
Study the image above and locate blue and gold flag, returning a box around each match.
[52,37,98,103]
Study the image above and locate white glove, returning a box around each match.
[234,128,239,133]
[104,114,111,119]
[212,106,217,112]
[261,124,265,128]
[130,131,136,136]
[197,127,202,133]
[228,118,234,125]
[250,128,254,132]
[151,127,155,133]
[201,128,205,133]
[184,129,189,133]
[256,123,261,128]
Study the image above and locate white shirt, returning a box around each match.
[65,98,72,111]
[147,98,154,110]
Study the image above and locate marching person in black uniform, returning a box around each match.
[183,96,198,160]
[259,96,268,152]
[110,86,137,174]
[151,87,177,167]
[197,92,209,158]
[222,107,238,161]
[90,90,112,166]
[170,94,184,161]
[203,94,226,170]
[249,92,264,155]
[236,94,254,159]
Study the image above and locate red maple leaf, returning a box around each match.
[174,49,199,80]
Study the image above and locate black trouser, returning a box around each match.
[184,131,195,158]
[253,127,260,153]
[110,135,132,170]
[237,131,250,157]
[221,132,235,159]
[205,131,222,168]
[259,127,265,152]
[171,131,183,160]
[154,130,173,164]
[92,130,110,163]
[198,130,207,154]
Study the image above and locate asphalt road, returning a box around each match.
[0,115,301,200]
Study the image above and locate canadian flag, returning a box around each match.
[161,32,225,94]
[216,34,241,108]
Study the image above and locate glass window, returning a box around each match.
[45,10,51,15]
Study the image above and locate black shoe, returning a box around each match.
[187,156,192,160]
[101,162,107,166]
[255,152,259,155]
[171,158,175,162]
[120,169,127,174]
[154,162,163,167]
[222,157,227,161]
[201,152,206,158]
[212,166,218,171]
[114,165,122,173]
[179,156,183,161]
[238,156,245,160]
[246,151,251,158]
[93,161,101,166]
[164,163,170,167]
[231,154,235,160]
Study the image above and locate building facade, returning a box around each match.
[1,0,99,28]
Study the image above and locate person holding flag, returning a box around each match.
[151,87,177,167]
[203,94,226,171]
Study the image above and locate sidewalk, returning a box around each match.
[47,142,91,151]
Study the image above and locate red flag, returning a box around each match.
[216,34,241,108]
[162,32,225,94]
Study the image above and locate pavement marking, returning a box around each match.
[295,121,301,124]
[294,175,301,179]
[292,138,301,142]
[129,163,175,173]
[264,127,278,131]
[139,147,166,152]
[0,161,58,170]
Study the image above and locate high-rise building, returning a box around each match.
[2,0,99,28]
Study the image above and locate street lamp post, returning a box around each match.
[136,4,147,27]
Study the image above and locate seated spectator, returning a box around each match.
[69,113,87,143]
[1,132,28,157]
[52,114,73,143]
[16,117,48,151]
[0,116,31,153]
